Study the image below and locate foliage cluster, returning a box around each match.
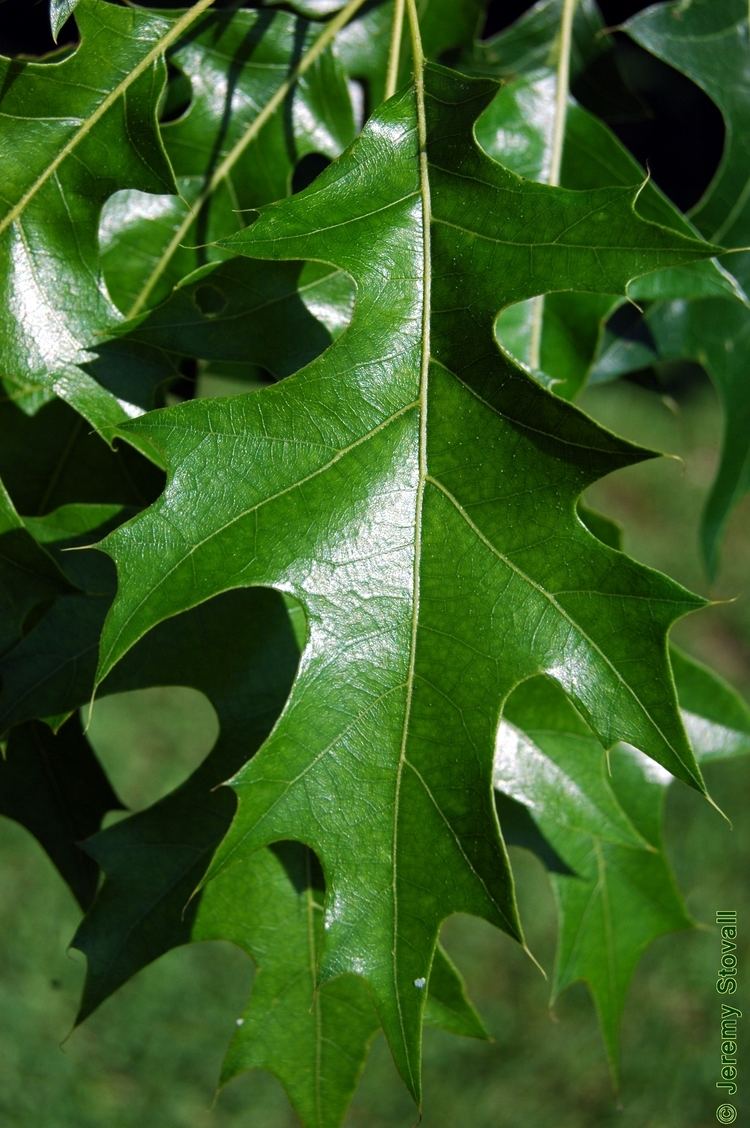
[1,1,749,1124]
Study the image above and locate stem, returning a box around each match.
[528,0,578,371]
[127,0,370,318]
[385,0,406,100]
[548,0,577,190]
[404,0,428,491]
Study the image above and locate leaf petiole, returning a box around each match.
[385,0,407,101]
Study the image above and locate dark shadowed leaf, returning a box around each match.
[0,716,121,907]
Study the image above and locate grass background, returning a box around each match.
[1,376,748,1127]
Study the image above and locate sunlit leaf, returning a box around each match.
[95,63,716,1100]
[0,0,215,430]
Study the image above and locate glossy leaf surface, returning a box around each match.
[337,0,484,107]
[0,0,218,430]
[100,7,355,318]
[95,63,717,1099]
[0,5,746,1126]
[627,0,750,257]
[475,32,738,397]
[49,0,78,41]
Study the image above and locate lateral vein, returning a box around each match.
[0,0,217,238]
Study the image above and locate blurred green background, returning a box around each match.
[1,375,748,1127]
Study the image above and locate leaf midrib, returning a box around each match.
[389,0,431,1089]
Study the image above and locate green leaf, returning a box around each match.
[496,681,650,854]
[618,0,750,575]
[264,0,348,17]
[587,327,657,386]
[497,651,750,1072]
[0,479,70,657]
[49,0,78,41]
[464,0,606,81]
[195,842,381,1128]
[100,7,356,318]
[474,36,740,397]
[0,510,486,1128]
[0,498,142,735]
[74,589,485,1128]
[626,0,750,262]
[0,0,217,431]
[497,677,692,1070]
[337,0,485,107]
[103,258,354,392]
[0,400,162,736]
[491,82,739,301]
[476,65,619,396]
[23,502,126,549]
[645,298,750,575]
[550,742,693,1071]
[93,61,718,1100]
[0,398,163,516]
[0,716,121,907]
[198,853,486,1126]
[672,646,750,763]
[0,501,129,736]
[0,590,108,735]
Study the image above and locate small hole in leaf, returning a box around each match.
[292,153,331,194]
[197,361,276,398]
[194,284,228,318]
[159,62,193,125]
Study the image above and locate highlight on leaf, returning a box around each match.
[0,3,747,1126]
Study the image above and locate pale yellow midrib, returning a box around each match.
[0,0,217,239]
[385,0,406,101]
[390,0,430,1101]
[528,0,578,370]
